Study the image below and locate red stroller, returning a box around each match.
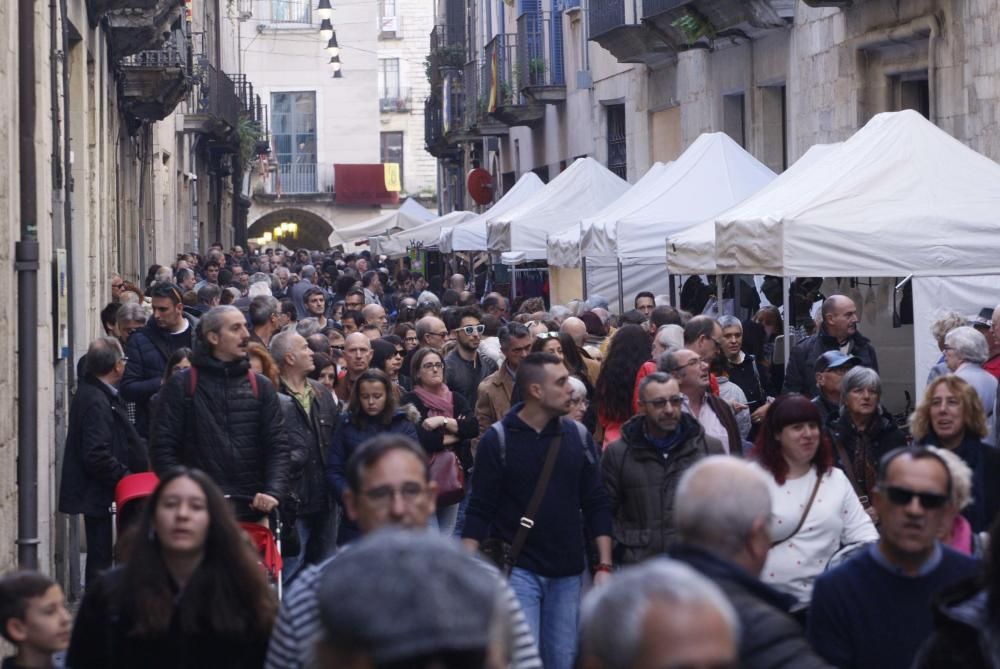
[111,472,160,551]
[225,495,284,600]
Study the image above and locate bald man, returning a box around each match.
[783,295,879,396]
[449,274,466,292]
[335,333,373,402]
[362,303,388,334]
[561,317,600,385]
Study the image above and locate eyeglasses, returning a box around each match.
[570,397,589,407]
[674,357,703,372]
[405,336,419,343]
[331,345,345,351]
[421,361,444,370]
[393,349,405,357]
[535,331,559,339]
[430,331,448,338]
[640,395,686,409]
[111,282,124,290]
[884,486,949,510]
[362,482,427,508]
[455,324,486,336]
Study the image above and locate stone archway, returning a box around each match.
[248,208,334,250]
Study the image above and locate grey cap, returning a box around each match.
[317,528,498,663]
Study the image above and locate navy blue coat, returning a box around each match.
[782,326,879,397]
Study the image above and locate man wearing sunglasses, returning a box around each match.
[808,447,977,669]
[445,307,499,410]
[602,373,724,566]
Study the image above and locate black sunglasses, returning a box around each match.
[884,486,949,510]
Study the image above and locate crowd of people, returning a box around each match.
[3,242,1000,668]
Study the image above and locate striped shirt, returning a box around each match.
[265,549,542,669]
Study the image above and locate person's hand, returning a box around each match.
[442,434,460,447]
[592,569,612,587]
[729,400,748,414]
[422,417,445,431]
[251,493,279,513]
[443,417,458,434]
[751,403,771,424]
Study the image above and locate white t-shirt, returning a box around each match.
[760,466,878,610]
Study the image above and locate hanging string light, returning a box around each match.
[326,33,340,57]
[319,18,334,41]
[316,0,333,21]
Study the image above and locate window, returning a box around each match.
[271,92,317,193]
[606,103,626,179]
[381,132,404,188]
[271,0,310,23]
[379,0,399,35]
[759,85,787,172]
[379,58,401,101]
[892,72,930,118]
[723,93,746,148]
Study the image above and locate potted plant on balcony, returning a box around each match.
[528,58,546,85]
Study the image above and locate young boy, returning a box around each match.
[0,572,71,669]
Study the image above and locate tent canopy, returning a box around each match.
[332,198,435,247]
[443,172,545,253]
[370,210,475,257]
[716,110,1000,277]
[546,162,668,268]
[582,133,776,259]
[667,143,842,274]
[487,157,629,257]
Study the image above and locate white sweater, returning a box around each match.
[761,466,878,609]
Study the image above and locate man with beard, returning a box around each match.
[151,305,291,519]
[445,307,498,406]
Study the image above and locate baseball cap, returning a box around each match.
[317,529,499,663]
[815,351,862,372]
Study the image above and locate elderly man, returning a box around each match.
[482,293,509,322]
[265,435,541,669]
[561,316,601,384]
[603,373,724,565]
[361,303,388,335]
[415,315,449,353]
[361,270,382,306]
[660,350,741,455]
[476,323,532,434]
[784,295,879,396]
[987,304,1000,379]
[579,559,739,669]
[808,447,977,669]
[449,273,467,292]
[943,325,997,445]
[248,295,280,347]
[812,351,860,426]
[669,457,831,669]
[335,333,373,402]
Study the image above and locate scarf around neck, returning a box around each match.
[413,384,454,418]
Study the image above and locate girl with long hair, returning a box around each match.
[593,324,652,447]
[67,468,276,668]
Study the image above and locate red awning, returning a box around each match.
[334,164,400,205]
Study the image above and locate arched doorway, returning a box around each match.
[248,208,335,250]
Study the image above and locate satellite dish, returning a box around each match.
[467,167,495,205]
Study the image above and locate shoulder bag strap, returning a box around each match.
[834,438,868,506]
[506,431,563,572]
[771,472,822,547]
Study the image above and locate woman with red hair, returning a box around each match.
[753,393,878,613]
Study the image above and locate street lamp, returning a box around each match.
[316,0,333,21]
[330,54,342,75]
[326,33,340,57]
[319,18,334,40]
[263,231,272,242]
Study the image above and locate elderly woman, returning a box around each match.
[754,394,878,611]
[926,446,981,556]
[927,310,969,383]
[911,375,1000,533]
[943,326,998,445]
[828,367,906,522]
[567,376,590,424]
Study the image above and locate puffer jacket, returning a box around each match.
[783,326,879,396]
[913,579,999,669]
[602,413,725,565]
[121,313,198,437]
[150,351,291,506]
[829,407,906,502]
[279,378,340,515]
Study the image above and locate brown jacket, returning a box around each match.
[582,356,601,386]
[475,367,515,435]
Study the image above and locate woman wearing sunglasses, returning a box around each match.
[401,347,478,536]
[753,393,878,613]
[370,337,410,397]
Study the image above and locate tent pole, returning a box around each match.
[617,259,625,314]
[668,274,676,308]
[581,257,588,300]
[717,274,724,314]
[782,276,792,366]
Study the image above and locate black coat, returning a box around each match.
[782,326,879,397]
[278,378,340,515]
[59,376,148,517]
[66,567,269,669]
[400,389,479,473]
[923,433,1000,533]
[150,351,291,505]
[830,408,906,501]
[669,545,833,669]
[121,313,198,437]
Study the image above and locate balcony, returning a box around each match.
[119,25,190,121]
[183,62,241,143]
[484,34,545,129]
[641,0,790,45]
[95,0,185,61]
[588,0,676,66]
[428,25,467,89]
[424,96,463,160]
[517,12,565,104]
[380,89,412,113]
[266,163,335,195]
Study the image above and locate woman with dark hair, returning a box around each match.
[162,348,193,382]
[370,337,410,395]
[393,321,419,352]
[530,331,563,358]
[594,324,651,447]
[308,352,339,398]
[66,468,276,668]
[326,369,418,545]
[401,348,478,535]
[753,394,878,612]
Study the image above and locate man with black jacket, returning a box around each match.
[271,329,340,580]
[59,337,148,587]
[151,305,290,519]
[670,457,832,669]
[121,283,198,437]
[445,307,498,405]
[784,295,879,396]
[462,352,613,669]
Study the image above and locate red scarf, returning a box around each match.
[413,384,454,418]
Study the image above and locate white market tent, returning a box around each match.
[666,142,842,275]
[546,162,668,268]
[486,157,629,258]
[331,198,435,247]
[369,210,476,257]
[442,172,545,253]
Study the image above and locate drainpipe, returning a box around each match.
[854,13,941,123]
[17,0,41,570]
